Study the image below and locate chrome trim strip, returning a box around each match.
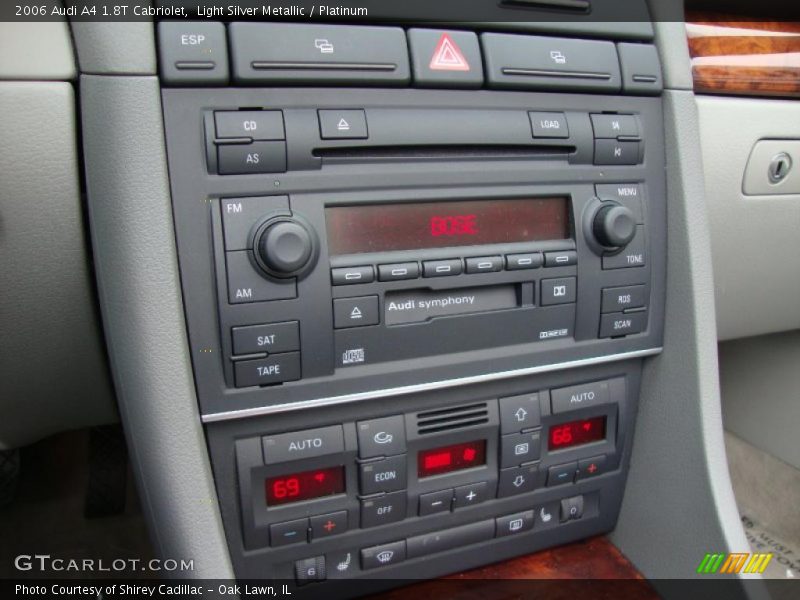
[202,348,662,423]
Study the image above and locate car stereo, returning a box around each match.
[160,20,665,595]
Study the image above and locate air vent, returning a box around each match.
[500,0,591,13]
[416,403,489,435]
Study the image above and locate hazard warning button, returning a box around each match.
[408,29,483,88]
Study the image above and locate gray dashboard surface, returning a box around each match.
[0,81,116,449]
[80,74,233,578]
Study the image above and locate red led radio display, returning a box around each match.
[325,197,569,255]
[265,466,345,506]
[418,440,487,478]
[548,416,606,451]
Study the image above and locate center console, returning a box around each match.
[159,17,665,595]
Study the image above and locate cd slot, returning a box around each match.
[314,144,574,165]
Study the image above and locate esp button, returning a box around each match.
[158,21,229,84]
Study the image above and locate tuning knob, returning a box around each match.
[592,203,636,249]
[255,218,315,277]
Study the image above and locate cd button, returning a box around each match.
[378,262,420,281]
[422,259,462,278]
[465,256,503,274]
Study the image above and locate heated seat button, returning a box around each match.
[234,352,300,388]
[270,518,308,547]
[356,416,406,458]
[378,262,420,281]
[360,491,407,528]
[359,455,407,495]
[295,556,326,584]
[454,481,490,509]
[560,495,584,522]
[541,277,576,306]
[319,109,368,140]
[496,510,534,537]
[465,256,503,274]
[419,489,453,516]
[231,321,299,355]
[576,455,607,481]
[423,259,463,278]
[361,540,406,569]
[547,462,577,487]
[333,296,379,329]
[310,511,348,540]
[501,431,541,468]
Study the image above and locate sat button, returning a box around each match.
[231,321,299,355]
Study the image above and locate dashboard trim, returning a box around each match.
[202,347,662,422]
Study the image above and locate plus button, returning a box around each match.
[323,520,336,532]
[466,491,477,501]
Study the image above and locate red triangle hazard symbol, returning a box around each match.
[429,33,470,72]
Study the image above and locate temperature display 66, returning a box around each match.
[548,416,606,451]
[265,466,345,506]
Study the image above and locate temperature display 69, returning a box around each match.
[265,466,345,506]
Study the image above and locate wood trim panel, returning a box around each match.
[687,15,800,97]
[372,536,659,599]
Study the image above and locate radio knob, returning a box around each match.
[256,219,314,277]
[592,203,636,249]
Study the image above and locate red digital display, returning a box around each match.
[265,466,345,506]
[325,198,569,255]
[548,416,606,451]
[418,440,487,478]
